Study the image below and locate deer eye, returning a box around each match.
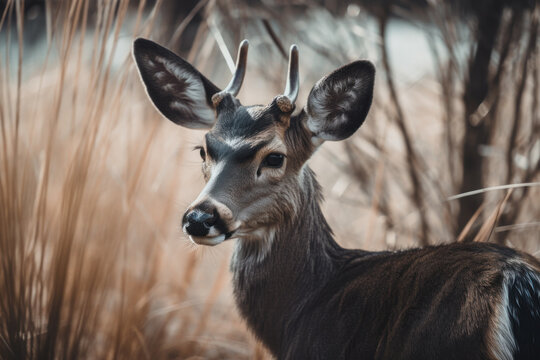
[262,153,285,168]
[194,146,206,161]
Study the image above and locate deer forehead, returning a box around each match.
[209,104,289,153]
[218,135,286,154]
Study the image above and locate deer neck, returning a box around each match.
[230,166,350,353]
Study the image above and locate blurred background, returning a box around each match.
[0,0,538,358]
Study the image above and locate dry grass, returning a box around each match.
[0,1,263,358]
[0,0,538,359]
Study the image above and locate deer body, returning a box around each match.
[133,38,540,359]
[232,163,540,360]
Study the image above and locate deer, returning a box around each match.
[132,38,540,360]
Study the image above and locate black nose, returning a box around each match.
[183,207,218,237]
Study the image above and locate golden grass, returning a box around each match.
[0,1,265,358]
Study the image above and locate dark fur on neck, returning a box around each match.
[231,167,362,355]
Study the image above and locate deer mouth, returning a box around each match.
[189,230,235,246]
[189,234,226,246]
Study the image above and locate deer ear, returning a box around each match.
[305,61,375,142]
[133,38,220,129]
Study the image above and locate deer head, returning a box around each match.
[133,38,374,247]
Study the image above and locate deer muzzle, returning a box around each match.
[182,198,236,246]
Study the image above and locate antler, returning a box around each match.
[276,44,299,113]
[212,40,249,107]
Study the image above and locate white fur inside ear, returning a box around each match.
[306,72,371,141]
[306,77,331,133]
[153,55,215,126]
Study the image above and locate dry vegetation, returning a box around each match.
[0,0,538,359]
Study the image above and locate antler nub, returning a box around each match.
[276,44,299,113]
[212,39,249,107]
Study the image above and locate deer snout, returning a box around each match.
[182,199,236,246]
[183,209,217,237]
